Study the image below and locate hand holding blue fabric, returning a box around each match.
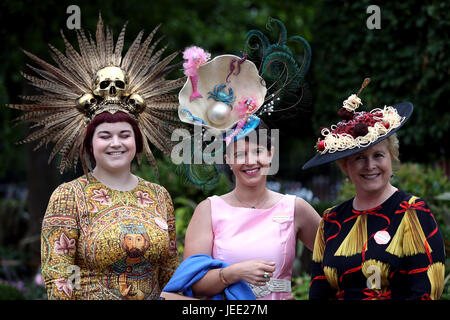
[162,254,256,300]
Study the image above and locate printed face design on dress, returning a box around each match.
[123,234,147,258]
[119,223,150,259]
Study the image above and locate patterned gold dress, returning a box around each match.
[309,189,445,300]
[41,174,179,300]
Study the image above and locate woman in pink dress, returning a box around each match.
[183,122,321,300]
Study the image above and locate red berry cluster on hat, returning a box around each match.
[316,78,383,152]
[334,110,386,137]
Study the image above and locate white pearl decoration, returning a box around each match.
[207,102,231,125]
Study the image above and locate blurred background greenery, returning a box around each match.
[0,0,448,299]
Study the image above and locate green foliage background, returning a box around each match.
[0,0,448,299]
[309,0,449,165]
[1,0,447,181]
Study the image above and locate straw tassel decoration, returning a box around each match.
[427,262,445,300]
[386,196,431,257]
[312,218,325,263]
[335,214,368,257]
[324,266,340,291]
[362,259,391,289]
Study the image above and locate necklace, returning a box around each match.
[233,189,269,209]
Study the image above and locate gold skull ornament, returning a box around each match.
[93,66,128,102]
[76,93,97,113]
[127,93,146,113]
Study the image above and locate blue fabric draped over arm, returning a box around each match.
[162,254,255,300]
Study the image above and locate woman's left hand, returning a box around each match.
[283,294,297,300]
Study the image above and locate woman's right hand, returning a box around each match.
[224,260,275,286]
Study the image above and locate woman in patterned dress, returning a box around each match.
[303,84,445,300]
[40,111,179,300]
[6,15,185,300]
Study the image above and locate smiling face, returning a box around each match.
[338,139,393,198]
[225,138,274,187]
[92,122,136,173]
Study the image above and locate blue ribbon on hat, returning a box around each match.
[224,115,260,143]
[180,109,207,125]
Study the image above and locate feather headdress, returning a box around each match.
[7,14,186,174]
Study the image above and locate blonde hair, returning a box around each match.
[336,133,400,176]
[386,133,400,164]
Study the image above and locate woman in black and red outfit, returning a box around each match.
[303,80,445,300]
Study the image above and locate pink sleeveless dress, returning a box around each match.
[209,194,296,300]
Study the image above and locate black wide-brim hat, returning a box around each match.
[302,102,413,170]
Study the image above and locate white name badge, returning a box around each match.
[272,213,290,223]
[374,230,391,245]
